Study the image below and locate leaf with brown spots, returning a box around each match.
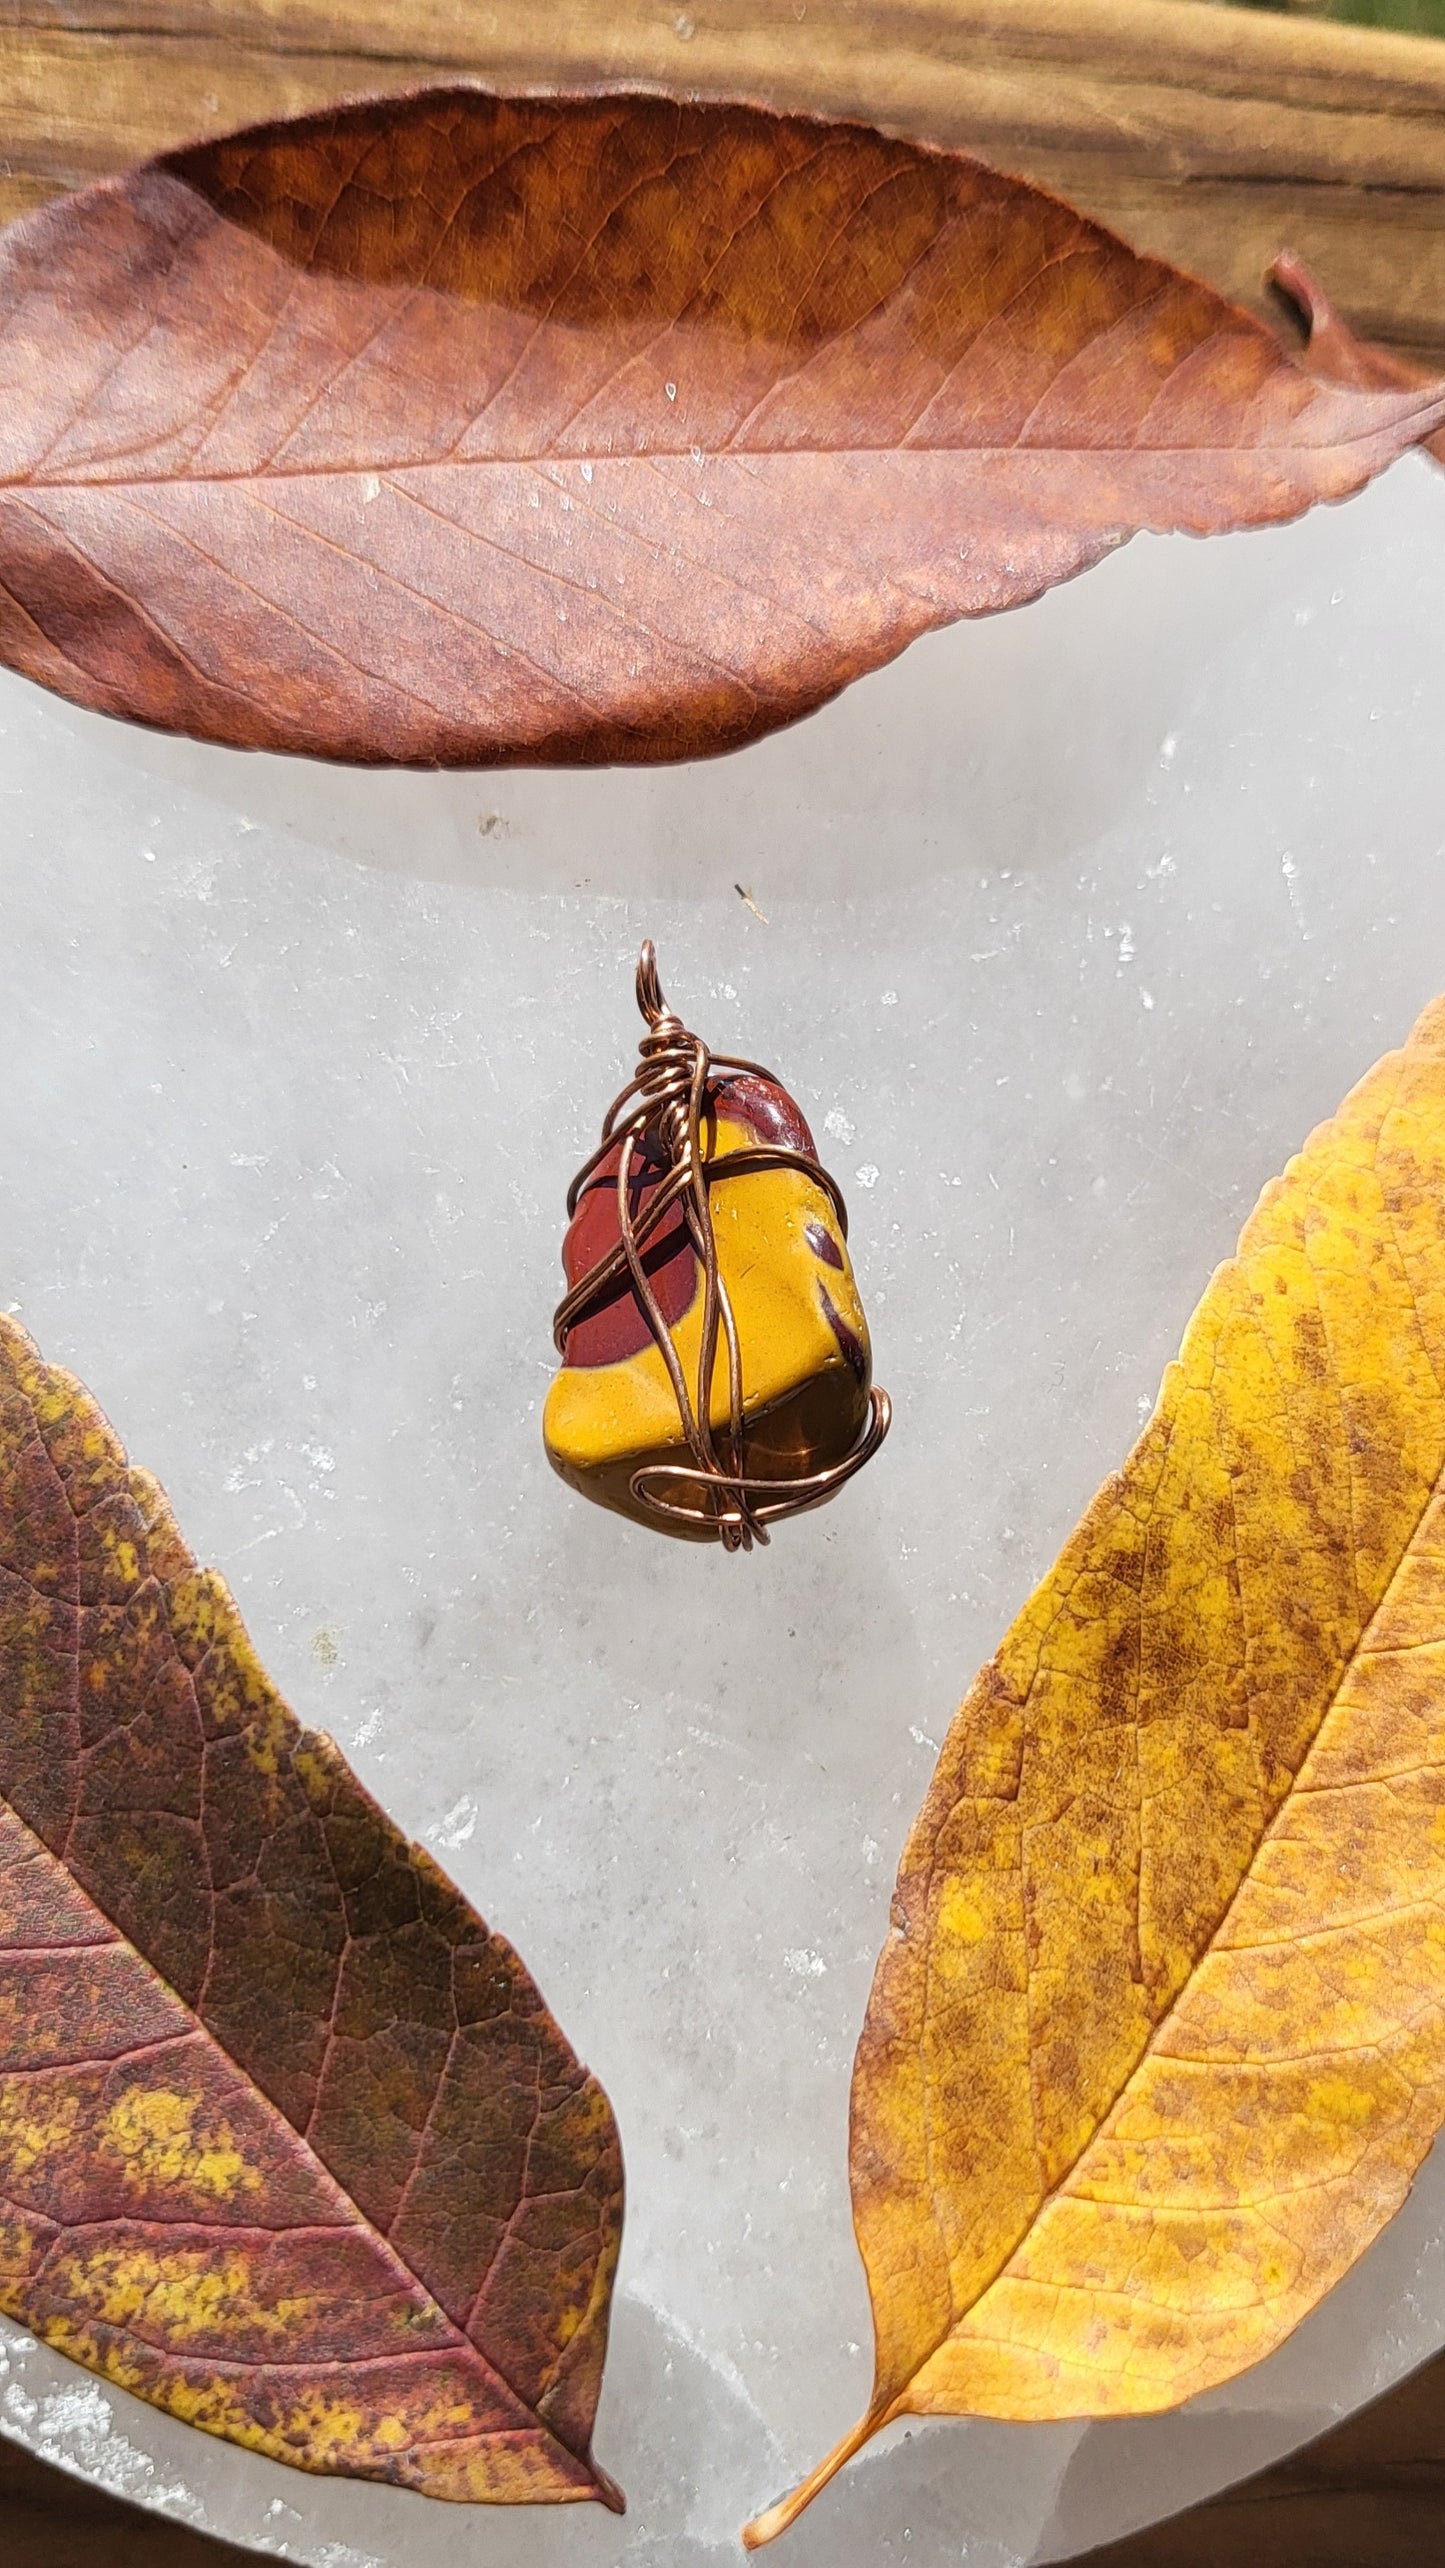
[0,1312,623,2511]
[0,86,1441,767]
[747,994,1445,2542]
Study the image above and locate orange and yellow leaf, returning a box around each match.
[748,992,1445,2541]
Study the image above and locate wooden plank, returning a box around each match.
[1076,2339,1445,2564]
[0,2434,257,2565]
[0,0,1442,353]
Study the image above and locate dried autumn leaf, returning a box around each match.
[747,994,1445,2544]
[1270,250,1445,469]
[0,87,1441,767]
[0,1314,623,2510]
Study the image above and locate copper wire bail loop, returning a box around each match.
[554,942,891,1551]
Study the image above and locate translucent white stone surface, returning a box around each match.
[2,453,1445,2567]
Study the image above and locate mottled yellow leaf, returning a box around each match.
[747,993,1445,2543]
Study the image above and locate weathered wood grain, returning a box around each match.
[1077,2339,1445,2564]
[0,2433,258,2566]
[0,1,1442,355]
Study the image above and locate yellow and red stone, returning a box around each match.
[544,1071,874,1536]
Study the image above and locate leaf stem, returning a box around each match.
[741,2407,884,2548]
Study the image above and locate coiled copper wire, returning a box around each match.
[553,943,890,1550]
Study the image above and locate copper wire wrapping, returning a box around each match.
[553,943,890,1550]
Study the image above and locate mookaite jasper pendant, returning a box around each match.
[545,945,889,1549]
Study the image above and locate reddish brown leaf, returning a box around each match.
[1269,251,1445,469]
[0,1313,624,2510]
[0,87,1440,767]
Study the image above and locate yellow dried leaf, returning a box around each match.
[747,993,1445,2543]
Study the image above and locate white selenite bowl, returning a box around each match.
[3,453,1445,2567]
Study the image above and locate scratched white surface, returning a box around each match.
[2,454,1445,2566]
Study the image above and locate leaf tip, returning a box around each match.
[1267,248,1371,387]
[1267,247,1325,337]
[1265,249,1445,466]
[591,2459,626,2515]
[1268,249,1438,395]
